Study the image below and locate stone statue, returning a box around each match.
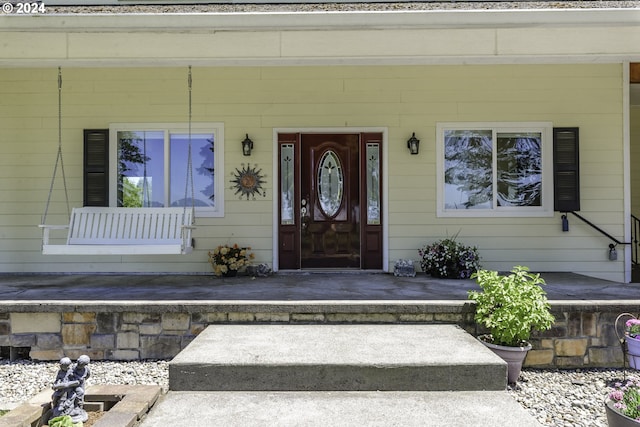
[51,357,73,411]
[71,355,90,411]
[49,355,91,424]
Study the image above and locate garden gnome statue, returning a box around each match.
[49,355,91,425]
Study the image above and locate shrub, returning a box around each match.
[468,266,555,347]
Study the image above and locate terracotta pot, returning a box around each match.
[626,336,640,370]
[478,336,532,384]
[605,399,640,426]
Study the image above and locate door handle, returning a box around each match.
[301,197,309,230]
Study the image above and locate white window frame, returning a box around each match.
[109,122,225,218]
[436,122,553,218]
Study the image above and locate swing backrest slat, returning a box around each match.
[67,207,193,246]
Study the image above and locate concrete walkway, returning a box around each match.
[140,390,542,427]
[0,271,636,302]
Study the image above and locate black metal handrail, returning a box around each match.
[566,211,630,245]
[632,214,640,266]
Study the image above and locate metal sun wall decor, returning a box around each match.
[230,163,267,200]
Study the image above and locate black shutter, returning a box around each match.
[83,129,109,207]
[553,127,580,212]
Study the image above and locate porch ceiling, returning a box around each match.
[2,8,640,67]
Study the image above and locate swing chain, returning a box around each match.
[42,67,70,225]
[183,66,195,220]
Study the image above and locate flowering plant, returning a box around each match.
[608,376,640,421]
[418,235,480,279]
[208,244,254,276]
[627,319,640,339]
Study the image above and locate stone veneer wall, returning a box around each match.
[0,302,633,368]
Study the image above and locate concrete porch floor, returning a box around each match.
[0,271,637,302]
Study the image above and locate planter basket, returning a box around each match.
[627,336,640,370]
[605,399,640,427]
[616,313,640,371]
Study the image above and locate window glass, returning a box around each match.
[280,144,295,225]
[366,143,381,224]
[170,133,215,208]
[444,129,493,210]
[317,150,344,218]
[117,131,165,207]
[496,132,542,207]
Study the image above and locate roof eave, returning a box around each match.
[2,8,640,32]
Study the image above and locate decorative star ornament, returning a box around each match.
[230,163,267,200]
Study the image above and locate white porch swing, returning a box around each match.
[39,67,196,255]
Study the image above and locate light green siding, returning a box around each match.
[0,64,626,280]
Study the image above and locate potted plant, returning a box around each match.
[606,376,640,425]
[625,317,640,369]
[418,234,480,279]
[208,244,254,277]
[467,265,555,384]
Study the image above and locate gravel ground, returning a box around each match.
[0,359,635,426]
[0,359,170,408]
[508,368,629,426]
[44,1,640,14]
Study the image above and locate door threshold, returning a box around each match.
[277,269,386,275]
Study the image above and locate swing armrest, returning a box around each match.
[38,224,69,245]
[180,224,196,250]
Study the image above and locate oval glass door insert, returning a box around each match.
[317,150,344,218]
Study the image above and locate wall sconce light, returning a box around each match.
[561,214,569,232]
[407,132,420,155]
[241,134,254,156]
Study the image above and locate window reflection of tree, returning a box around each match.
[117,132,150,207]
[444,131,492,209]
[497,135,541,207]
[196,137,215,205]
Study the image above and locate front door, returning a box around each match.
[278,132,383,270]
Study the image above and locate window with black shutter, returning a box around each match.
[553,127,580,212]
[83,129,109,206]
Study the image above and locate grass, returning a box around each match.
[0,409,8,416]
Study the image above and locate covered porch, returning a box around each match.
[0,271,637,301]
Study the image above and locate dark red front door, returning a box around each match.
[300,134,360,268]
[277,132,383,270]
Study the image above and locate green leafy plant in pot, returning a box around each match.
[467,265,555,384]
[606,376,640,426]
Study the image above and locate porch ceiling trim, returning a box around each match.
[2,8,640,67]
